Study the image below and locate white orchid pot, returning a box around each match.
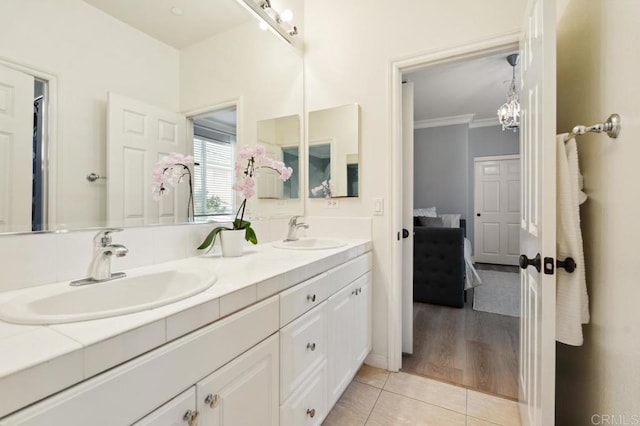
[220,229,245,257]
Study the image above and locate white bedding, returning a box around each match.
[464,238,482,290]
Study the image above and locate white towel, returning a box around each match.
[556,134,590,346]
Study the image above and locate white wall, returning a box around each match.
[413,125,469,217]
[555,0,640,423]
[303,0,527,367]
[180,19,304,219]
[0,0,180,229]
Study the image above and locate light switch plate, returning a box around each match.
[373,198,384,216]
[326,199,339,209]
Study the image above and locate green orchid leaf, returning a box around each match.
[197,226,230,250]
[244,226,258,245]
[233,219,251,230]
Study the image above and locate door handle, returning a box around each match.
[519,253,541,272]
[402,229,409,238]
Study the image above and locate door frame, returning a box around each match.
[387,32,521,372]
[0,57,58,231]
[473,154,521,265]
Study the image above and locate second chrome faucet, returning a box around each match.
[285,216,308,241]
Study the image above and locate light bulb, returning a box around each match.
[281,9,293,22]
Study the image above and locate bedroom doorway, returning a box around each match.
[398,47,523,400]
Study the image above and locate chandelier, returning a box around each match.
[497,53,520,131]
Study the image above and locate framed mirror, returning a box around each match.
[0,0,303,234]
[308,104,360,198]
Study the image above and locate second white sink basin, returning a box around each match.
[273,238,347,250]
[0,268,217,325]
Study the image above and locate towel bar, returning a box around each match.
[564,114,621,142]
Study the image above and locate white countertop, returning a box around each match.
[0,239,371,418]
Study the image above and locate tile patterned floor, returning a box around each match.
[323,366,521,426]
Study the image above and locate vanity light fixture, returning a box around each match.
[497,53,520,131]
[238,0,298,44]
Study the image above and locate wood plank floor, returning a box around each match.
[402,284,520,400]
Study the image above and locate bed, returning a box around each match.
[413,213,482,308]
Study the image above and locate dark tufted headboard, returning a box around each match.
[413,223,465,308]
[413,216,467,237]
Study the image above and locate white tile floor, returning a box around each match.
[324,366,521,426]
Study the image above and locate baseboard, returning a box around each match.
[364,353,387,370]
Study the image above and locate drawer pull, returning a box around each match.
[183,409,200,425]
[307,294,317,302]
[205,393,220,408]
[306,408,316,418]
[307,342,316,351]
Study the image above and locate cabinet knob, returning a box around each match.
[307,342,316,351]
[183,410,200,425]
[306,408,316,418]
[307,294,316,302]
[204,393,220,408]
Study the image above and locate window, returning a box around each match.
[193,128,235,217]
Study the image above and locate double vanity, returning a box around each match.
[0,237,372,425]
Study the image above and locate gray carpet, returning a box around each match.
[473,270,521,317]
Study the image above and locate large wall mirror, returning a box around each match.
[308,104,360,198]
[0,0,304,234]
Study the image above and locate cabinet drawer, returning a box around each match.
[280,362,327,426]
[280,272,330,327]
[133,387,196,426]
[280,302,327,402]
[326,253,372,296]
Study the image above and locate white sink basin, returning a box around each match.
[0,268,217,325]
[273,238,347,250]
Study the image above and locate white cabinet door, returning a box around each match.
[326,282,356,407]
[353,273,372,365]
[197,334,279,426]
[280,302,327,402]
[133,387,197,426]
[280,362,327,426]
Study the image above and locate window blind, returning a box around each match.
[193,132,235,216]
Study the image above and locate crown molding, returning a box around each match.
[469,117,500,128]
[414,114,475,129]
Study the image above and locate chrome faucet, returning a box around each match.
[285,216,309,241]
[70,229,128,286]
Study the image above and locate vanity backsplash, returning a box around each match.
[0,217,371,293]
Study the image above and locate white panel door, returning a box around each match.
[401,81,414,354]
[519,0,557,424]
[107,93,187,226]
[197,334,279,426]
[0,64,34,233]
[474,156,521,265]
[257,141,284,199]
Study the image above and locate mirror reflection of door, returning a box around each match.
[256,114,300,200]
[308,142,332,198]
[0,63,48,233]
